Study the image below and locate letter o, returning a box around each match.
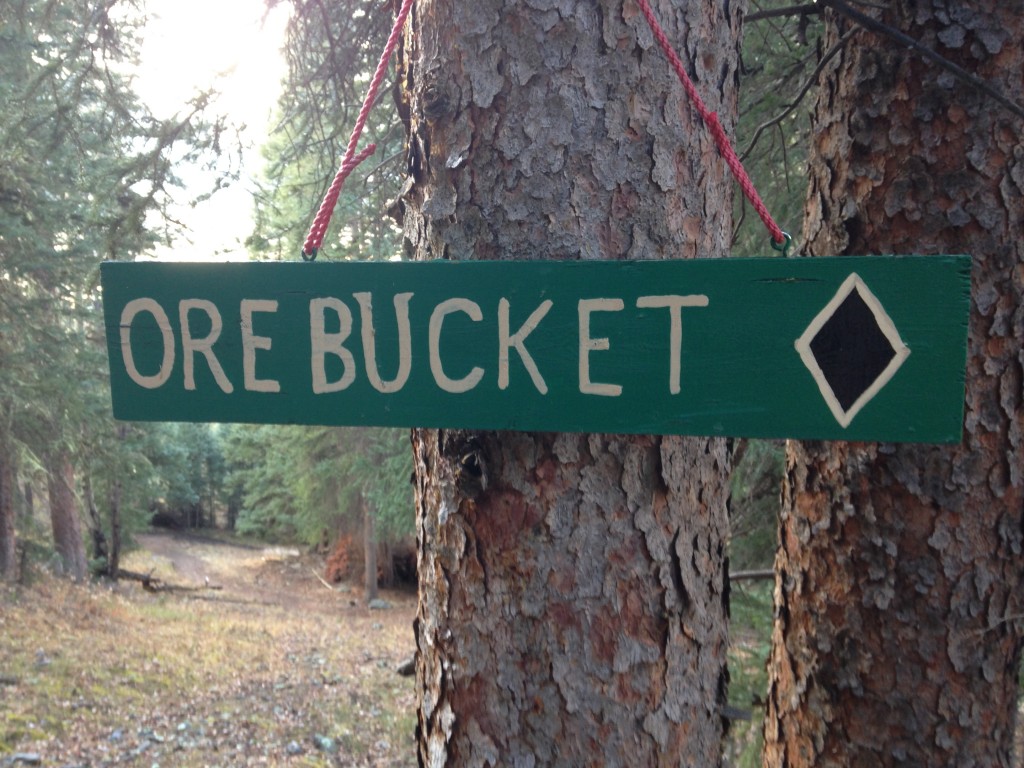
[120,298,175,389]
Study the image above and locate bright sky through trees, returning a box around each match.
[133,0,290,260]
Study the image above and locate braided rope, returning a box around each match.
[301,0,417,259]
[634,0,787,246]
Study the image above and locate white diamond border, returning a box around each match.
[794,272,911,428]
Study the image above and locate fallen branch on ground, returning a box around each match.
[113,568,222,593]
[311,567,336,591]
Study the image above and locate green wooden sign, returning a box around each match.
[100,256,970,443]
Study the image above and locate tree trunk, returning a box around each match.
[22,481,34,522]
[764,3,1024,766]
[46,451,88,582]
[108,476,122,578]
[364,495,379,603]
[399,0,739,763]
[379,540,395,588]
[0,441,16,581]
[83,473,108,567]
[226,486,241,532]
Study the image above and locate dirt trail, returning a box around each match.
[135,532,226,584]
[1,531,418,767]
[133,531,362,610]
[133,532,307,602]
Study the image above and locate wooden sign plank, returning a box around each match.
[100,256,971,443]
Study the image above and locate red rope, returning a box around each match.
[634,0,787,247]
[301,0,417,259]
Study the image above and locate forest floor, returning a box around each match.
[0,531,417,767]
[2,534,1021,767]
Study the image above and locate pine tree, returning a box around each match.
[764,2,1024,764]
[0,0,224,579]
[398,0,738,761]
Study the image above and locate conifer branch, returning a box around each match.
[741,29,857,162]
[745,4,821,23]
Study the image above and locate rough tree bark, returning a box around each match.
[46,450,88,582]
[764,3,1024,766]
[398,0,740,763]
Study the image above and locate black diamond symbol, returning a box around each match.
[795,274,910,427]
[808,290,896,412]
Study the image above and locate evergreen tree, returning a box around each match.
[223,424,413,551]
[230,0,414,581]
[399,0,737,761]
[764,2,1024,764]
[733,1,824,257]
[0,0,224,578]
[251,0,405,260]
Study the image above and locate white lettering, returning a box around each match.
[636,294,709,394]
[498,298,551,394]
[120,298,174,390]
[310,298,357,394]
[179,299,233,393]
[429,298,485,393]
[353,291,413,394]
[240,299,280,393]
[578,298,624,397]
